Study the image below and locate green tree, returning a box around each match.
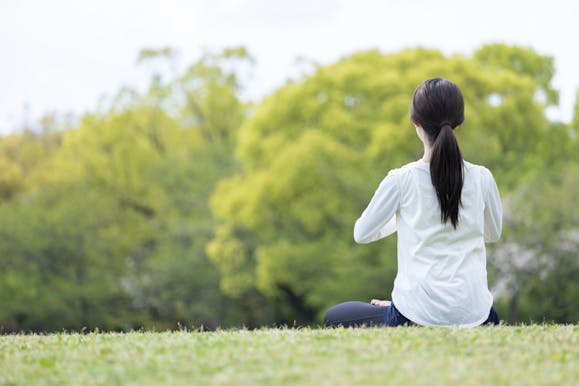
[50,47,254,329]
[572,89,579,132]
[0,181,134,331]
[0,43,575,330]
[490,163,579,323]
[474,43,558,105]
[209,45,574,324]
[0,47,263,331]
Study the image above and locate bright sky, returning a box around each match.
[1,0,578,133]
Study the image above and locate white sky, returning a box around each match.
[1,0,578,133]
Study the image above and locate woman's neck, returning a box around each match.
[422,143,433,163]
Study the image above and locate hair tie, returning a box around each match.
[440,121,452,129]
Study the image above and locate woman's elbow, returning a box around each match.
[353,225,372,244]
[484,226,502,243]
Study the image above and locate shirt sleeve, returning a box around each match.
[353,170,400,244]
[481,167,503,242]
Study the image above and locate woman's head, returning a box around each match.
[410,78,464,138]
[410,78,465,229]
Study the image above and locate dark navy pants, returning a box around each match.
[323,301,500,327]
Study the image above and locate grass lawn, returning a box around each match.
[0,325,577,385]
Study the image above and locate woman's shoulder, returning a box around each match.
[398,159,429,173]
[463,160,494,175]
[463,161,497,188]
[384,160,427,178]
[382,160,429,188]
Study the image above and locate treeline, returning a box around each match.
[0,44,577,332]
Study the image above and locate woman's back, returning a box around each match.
[353,159,502,326]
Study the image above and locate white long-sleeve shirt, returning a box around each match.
[354,159,502,327]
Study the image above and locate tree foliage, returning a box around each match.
[209,44,578,323]
[0,44,577,331]
[0,47,265,331]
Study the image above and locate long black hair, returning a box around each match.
[410,78,465,228]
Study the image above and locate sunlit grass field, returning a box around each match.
[0,325,576,385]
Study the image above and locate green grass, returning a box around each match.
[0,325,577,385]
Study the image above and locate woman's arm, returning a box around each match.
[353,170,400,244]
[482,167,502,242]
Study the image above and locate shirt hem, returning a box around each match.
[392,294,492,328]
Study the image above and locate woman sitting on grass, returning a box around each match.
[324,78,502,327]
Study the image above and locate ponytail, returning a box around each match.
[430,123,463,228]
[410,78,465,229]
